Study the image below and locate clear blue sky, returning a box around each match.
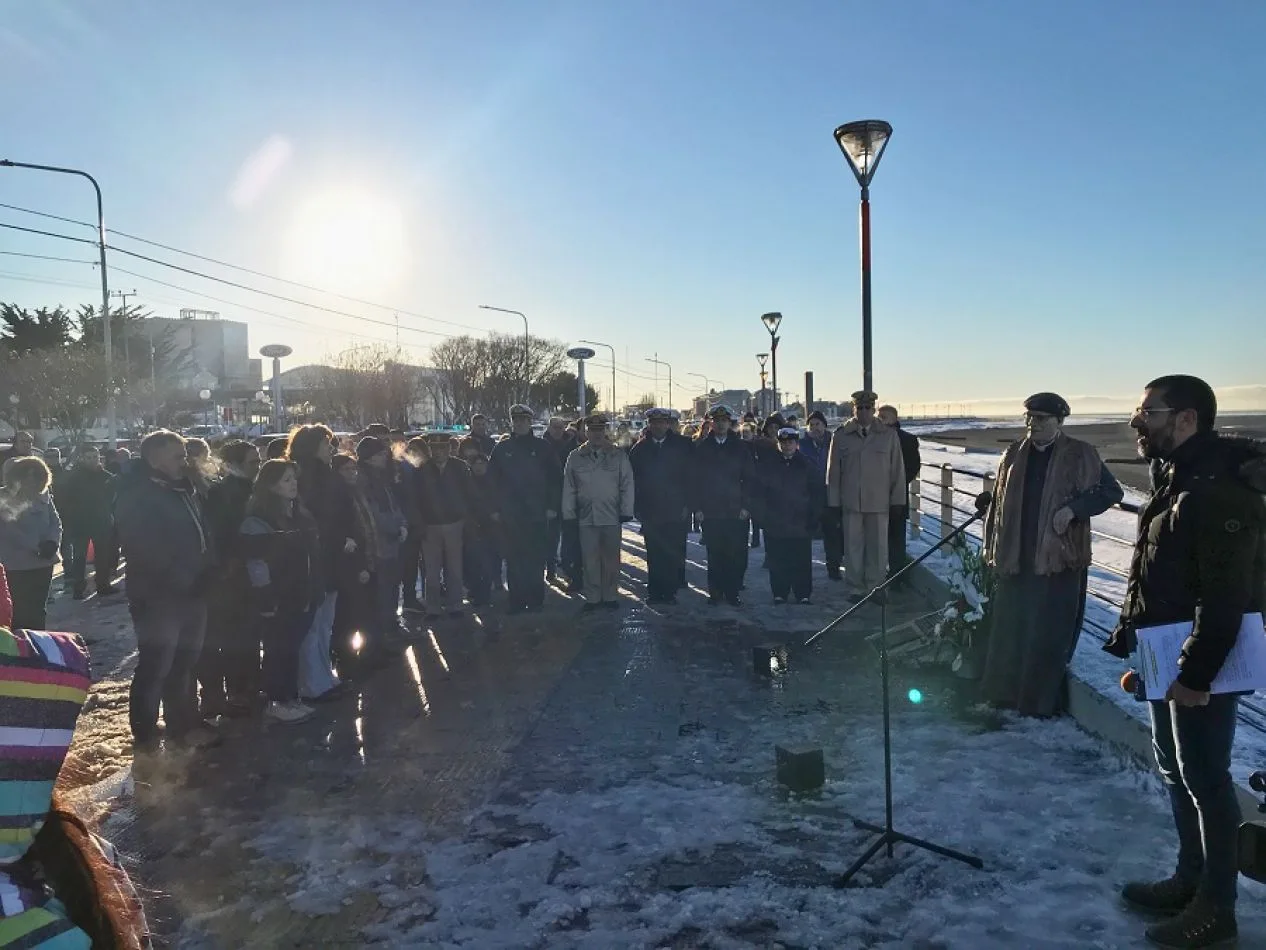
[1,0,1263,413]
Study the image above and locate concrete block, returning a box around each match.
[775,744,824,792]
[753,644,788,677]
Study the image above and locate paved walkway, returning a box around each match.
[48,529,1266,947]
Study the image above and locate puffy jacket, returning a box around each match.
[753,450,825,539]
[490,433,561,522]
[1107,433,1266,691]
[628,431,693,523]
[0,490,61,571]
[115,462,213,602]
[55,465,116,535]
[826,420,907,514]
[693,436,754,520]
[415,459,473,526]
[241,506,323,616]
[563,443,635,526]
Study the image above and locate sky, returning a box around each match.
[1,0,1263,415]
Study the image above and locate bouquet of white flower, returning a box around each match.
[933,535,993,676]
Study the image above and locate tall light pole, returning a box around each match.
[646,355,672,409]
[833,120,892,397]
[578,339,617,414]
[479,305,530,404]
[757,352,769,415]
[1,159,115,448]
[260,344,292,432]
[760,312,783,410]
[566,346,595,418]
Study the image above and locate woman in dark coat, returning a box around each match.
[753,428,823,604]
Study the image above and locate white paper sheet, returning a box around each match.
[1137,613,1266,700]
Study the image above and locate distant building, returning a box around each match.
[693,389,753,418]
[270,361,451,429]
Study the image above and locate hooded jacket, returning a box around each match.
[1107,434,1266,692]
[115,461,214,602]
[0,490,61,572]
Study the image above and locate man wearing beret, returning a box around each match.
[1106,376,1265,947]
[981,392,1122,717]
[693,405,754,606]
[827,391,906,603]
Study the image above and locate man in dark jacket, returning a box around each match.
[629,408,692,604]
[878,406,922,576]
[116,430,217,755]
[692,405,754,606]
[466,414,498,458]
[58,445,119,599]
[1105,375,1266,947]
[800,410,839,580]
[489,406,561,613]
[754,428,824,604]
[197,440,260,716]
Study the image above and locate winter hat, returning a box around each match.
[356,435,390,461]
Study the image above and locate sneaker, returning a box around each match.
[773,597,787,606]
[798,597,812,605]
[306,682,349,704]
[1123,876,1199,917]
[265,701,315,724]
[1144,895,1237,948]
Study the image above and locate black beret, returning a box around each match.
[1023,392,1070,418]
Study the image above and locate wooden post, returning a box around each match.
[908,476,921,538]
[940,463,954,538]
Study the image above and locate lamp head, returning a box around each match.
[834,120,892,187]
[760,311,783,335]
[757,353,769,370]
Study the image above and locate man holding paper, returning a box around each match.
[1105,374,1266,949]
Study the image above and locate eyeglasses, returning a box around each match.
[1133,407,1178,419]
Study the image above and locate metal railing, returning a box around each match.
[908,460,1266,734]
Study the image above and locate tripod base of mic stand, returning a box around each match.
[834,820,983,888]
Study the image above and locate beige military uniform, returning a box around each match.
[826,419,907,595]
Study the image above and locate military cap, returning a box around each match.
[586,413,610,428]
[851,391,879,404]
[776,427,801,441]
[1023,392,1071,419]
[508,404,534,418]
[356,435,389,461]
[669,409,681,420]
[645,407,672,420]
[708,404,736,420]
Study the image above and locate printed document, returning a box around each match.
[1137,613,1266,700]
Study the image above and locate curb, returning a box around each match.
[907,561,1261,817]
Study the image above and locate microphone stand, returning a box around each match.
[804,494,992,887]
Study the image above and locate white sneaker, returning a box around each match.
[265,701,315,724]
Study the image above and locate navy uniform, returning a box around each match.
[692,405,754,605]
[629,407,693,604]
[753,428,823,603]
[489,405,561,612]
[1106,385,1265,944]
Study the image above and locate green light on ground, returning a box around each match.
[907,689,924,705]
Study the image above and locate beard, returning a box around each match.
[1136,421,1176,460]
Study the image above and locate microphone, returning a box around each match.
[973,491,993,514]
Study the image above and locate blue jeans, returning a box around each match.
[1149,693,1242,906]
[128,597,207,746]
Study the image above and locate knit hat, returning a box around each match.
[356,435,390,461]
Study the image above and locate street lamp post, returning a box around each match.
[1,159,115,448]
[566,347,596,419]
[646,355,672,409]
[479,305,530,404]
[760,312,783,410]
[756,353,769,415]
[833,120,892,397]
[260,345,292,432]
[198,389,212,428]
[578,339,618,414]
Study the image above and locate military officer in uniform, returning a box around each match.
[1106,374,1266,949]
[692,405,753,606]
[629,407,693,604]
[826,391,906,603]
[489,405,561,613]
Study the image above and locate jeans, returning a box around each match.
[128,597,207,745]
[197,574,259,707]
[298,591,340,699]
[1149,693,1242,906]
[262,609,313,703]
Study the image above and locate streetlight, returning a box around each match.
[686,372,722,398]
[760,312,783,410]
[198,388,212,428]
[833,119,892,398]
[566,346,596,418]
[479,305,530,403]
[1,159,115,448]
[260,345,292,433]
[646,355,672,409]
[756,353,769,414]
[578,339,618,414]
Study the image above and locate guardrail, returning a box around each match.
[908,461,1266,735]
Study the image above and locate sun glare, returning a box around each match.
[282,187,408,296]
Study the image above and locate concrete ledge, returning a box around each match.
[907,561,1261,816]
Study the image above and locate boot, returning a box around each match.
[1122,875,1198,916]
[1144,895,1237,949]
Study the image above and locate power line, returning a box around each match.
[0,249,96,265]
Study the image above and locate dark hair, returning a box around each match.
[218,440,256,467]
[29,787,147,949]
[248,459,298,525]
[1146,375,1217,433]
[330,453,357,474]
[185,438,210,459]
[406,437,430,459]
[266,437,289,460]
[285,424,334,465]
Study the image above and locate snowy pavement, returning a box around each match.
[39,525,1258,947]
